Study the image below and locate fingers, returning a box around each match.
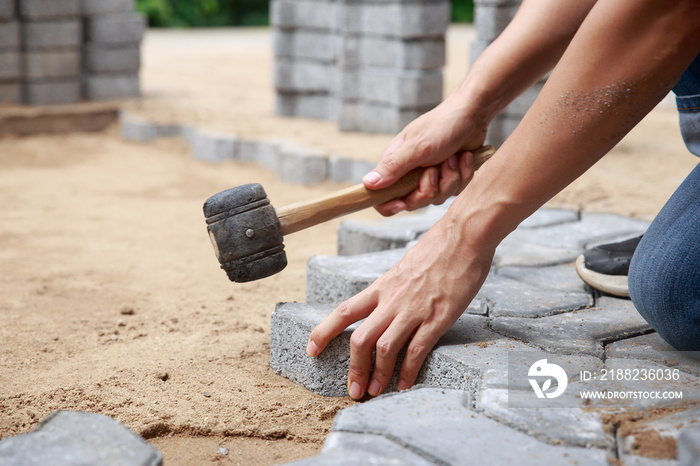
[397,327,443,391]
[363,134,411,190]
[366,315,420,397]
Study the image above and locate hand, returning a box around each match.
[363,97,489,216]
[305,215,494,399]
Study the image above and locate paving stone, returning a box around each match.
[274,60,337,93]
[496,262,588,294]
[605,332,700,378]
[83,74,140,100]
[236,139,281,171]
[0,410,162,466]
[327,155,375,184]
[18,0,80,20]
[490,297,652,357]
[338,101,427,133]
[81,0,135,16]
[25,50,80,80]
[23,20,82,50]
[679,426,700,466]
[277,142,328,185]
[339,3,450,39]
[25,80,80,105]
[339,36,445,70]
[276,92,337,121]
[287,432,434,466]
[0,21,21,50]
[339,68,442,108]
[273,30,338,63]
[119,112,180,142]
[271,0,338,31]
[188,129,238,163]
[494,212,649,267]
[331,386,609,465]
[0,82,22,104]
[474,3,517,41]
[85,12,146,45]
[0,51,21,81]
[83,45,141,73]
[0,0,14,21]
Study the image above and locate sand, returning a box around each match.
[0,25,697,465]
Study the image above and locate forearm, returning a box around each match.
[448,0,700,250]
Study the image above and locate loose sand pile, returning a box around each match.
[0,26,697,465]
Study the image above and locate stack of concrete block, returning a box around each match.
[82,0,145,101]
[272,0,450,134]
[0,0,21,104]
[19,0,82,105]
[471,0,544,147]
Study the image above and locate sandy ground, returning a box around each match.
[0,25,698,465]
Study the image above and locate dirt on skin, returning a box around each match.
[0,26,699,465]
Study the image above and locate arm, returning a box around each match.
[308,0,700,400]
[367,0,598,215]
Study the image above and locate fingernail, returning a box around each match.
[349,381,363,399]
[398,379,407,391]
[464,151,474,168]
[306,339,318,357]
[363,170,382,185]
[368,379,381,397]
[429,169,438,186]
[448,155,457,170]
[389,201,404,215]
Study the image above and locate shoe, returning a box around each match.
[575,235,643,298]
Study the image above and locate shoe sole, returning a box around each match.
[575,255,630,298]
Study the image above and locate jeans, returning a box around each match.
[628,54,700,351]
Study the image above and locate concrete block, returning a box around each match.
[288,432,434,466]
[189,129,238,163]
[0,410,162,466]
[23,20,82,50]
[18,0,80,20]
[83,74,139,100]
[274,60,337,94]
[469,37,490,66]
[474,3,518,41]
[25,80,80,105]
[497,262,588,294]
[680,426,700,466]
[339,2,450,39]
[339,68,442,108]
[338,101,427,133]
[273,30,338,63]
[276,93,336,121]
[277,142,328,185]
[81,0,135,16]
[83,44,140,73]
[485,112,521,147]
[0,51,21,81]
[0,82,22,104]
[605,332,700,377]
[119,112,180,142]
[0,21,21,50]
[474,0,522,5]
[339,36,445,70]
[25,50,80,80]
[271,0,338,31]
[85,12,146,45]
[0,0,14,21]
[327,155,375,184]
[331,387,609,466]
[491,296,652,358]
[236,138,281,171]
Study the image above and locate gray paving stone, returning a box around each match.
[679,426,700,466]
[490,297,652,357]
[0,410,162,466]
[605,332,700,377]
[83,45,141,73]
[23,20,82,50]
[189,129,238,163]
[0,51,21,81]
[339,68,442,108]
[18,0,80,20]
[331,386,609,465]
[0,0,14,21]
[287,432,434,465]
[277,142,328,185]
[25,80,80,105]
[271,0,338,31]
[474,3,517,41]
[337,213,442,256]
[273,30,338,63]
[327,155,375,184]
[338,101,427,133]
[85,12,146,45]
[0,21,21,50]
[339,36,445,70]
[0,82,22,104]
[236,138,281,171]
[25,50,80,80]
[339,3,450,39]
[274,60,337,93]
[497,262,588,294]
[83,74,140,100]
[119,112,180,142]
[81,0,135,16]
[276,92,337,121]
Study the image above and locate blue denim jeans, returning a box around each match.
[628,54,700,351]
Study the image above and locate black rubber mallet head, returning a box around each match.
[203,145,495,282]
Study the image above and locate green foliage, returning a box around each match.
[136,0,473,28]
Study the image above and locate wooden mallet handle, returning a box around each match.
[276,145,496,235]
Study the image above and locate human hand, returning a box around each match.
[305,216,494,399]
[363,98,489,216]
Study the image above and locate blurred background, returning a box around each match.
[135,0,474,28]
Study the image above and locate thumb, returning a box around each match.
[363,136,413,190]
